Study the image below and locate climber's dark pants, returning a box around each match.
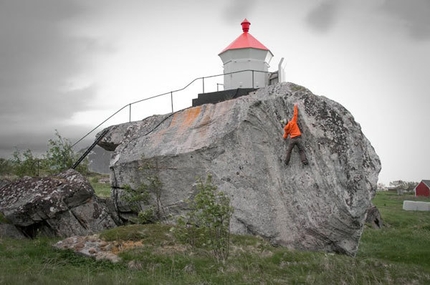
[285,136,308,165]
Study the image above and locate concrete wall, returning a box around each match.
[403,200,430,211]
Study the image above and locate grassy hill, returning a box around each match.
[0,191,429,285]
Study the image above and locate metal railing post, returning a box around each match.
[129,104,132,122]
[170,91,174,113]
[202,77,205,93]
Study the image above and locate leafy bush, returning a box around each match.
[123,182,156,224]
[175,174,234,263]
[122,157,164,224]
[0,158,14,176]
[5,130,89,178]
[10,148,40,177]
[123,184,151,209]
[43,130,88,175]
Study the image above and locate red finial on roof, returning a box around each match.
[241,18,250,33]
[219,18,271,54]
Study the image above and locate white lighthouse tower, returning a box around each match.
[219,19,274,90]
[192,19,284,107]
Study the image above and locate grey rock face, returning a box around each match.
[0,169,120,238]
[0,179,11,189]
[87,145,112,174]
[0,224,26,239]
[365,204,383,229]
[99,82,381,256]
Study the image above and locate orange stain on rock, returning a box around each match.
[111,240,144,255]
[183,106,202,126]
[170,106,202,134]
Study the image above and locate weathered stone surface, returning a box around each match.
[0,169,120,238]
[98,116,169,152]
[0,179,11,189]
[0,223,26,239]
[53,235,123,263]
[53,234,150,263]
[98,82,381,256]
[87,145,112,174]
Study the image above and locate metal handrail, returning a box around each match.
[72,69,270,148]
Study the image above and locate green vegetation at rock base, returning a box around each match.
[0,191,429,284]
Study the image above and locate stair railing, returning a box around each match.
[72,69,269,149]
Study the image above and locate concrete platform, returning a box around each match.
[403,200,430,211]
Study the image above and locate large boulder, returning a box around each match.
[99,82,381,256]
[0,169,120,238]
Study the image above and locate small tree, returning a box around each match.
[123,183,155,224]
[176,174,234,263]
[10,148,40,177]
[6,131,88,178]
[0,157,15,176]
[43,130,88,175]
[404,181,419,192]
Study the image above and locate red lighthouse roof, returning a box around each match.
[219,19,270,54]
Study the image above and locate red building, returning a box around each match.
[414,180,430,197]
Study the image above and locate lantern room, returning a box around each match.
[219,19,274,90]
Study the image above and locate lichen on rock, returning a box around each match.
[0,169,120,238]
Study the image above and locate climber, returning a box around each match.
[283,103,308,165]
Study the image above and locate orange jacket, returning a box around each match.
[283,105,302,139]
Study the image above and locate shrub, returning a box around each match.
[43,130,88,175]
[0,158,14,176]
[7,131,89,178]
[10,148,40,177]
[122,157,164,224]
[175,174,234,263]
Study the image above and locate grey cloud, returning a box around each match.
[0,130,54,157]
[0,84,98,156]
[0,124,94,158]
[305,0,340,33]
[0,0,113,155]
[0,2,96,112]
[380,0,430,40]
[222,0,257,24]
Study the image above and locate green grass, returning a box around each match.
[1,191,430,284]
[88,173,111,198]
[358,191,430,268]
[92,182,111,198]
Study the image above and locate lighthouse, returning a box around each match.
[192,19,284,107]
[219,19,274,90]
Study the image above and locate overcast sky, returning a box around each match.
[1,0,429,184]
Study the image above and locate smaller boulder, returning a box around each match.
[0,169,120,238]
[53,235,122,263]
[365,205,383,229]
